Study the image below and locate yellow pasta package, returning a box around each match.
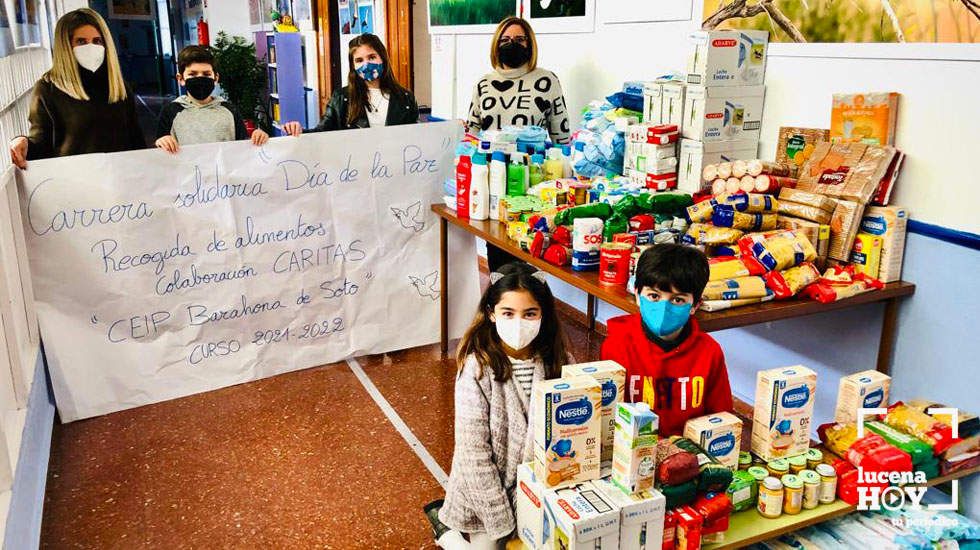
[739,230,817,272]
[703,276,769,301]
[764,262,820,299]
[708,256,765,281]
[684,223,744,246]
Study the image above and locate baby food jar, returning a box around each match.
[816,463,838,504]
[757,476,784,519]
[739,451,753,470]
[767,458,790,478]
[800,470,821,510]
[781,474,803,515]
[788,454,808,474]
[805,448,824,469]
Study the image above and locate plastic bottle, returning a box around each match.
[561,145,574,178]
[544,147,564,181]
[529,153,545,188]
[488,151,507,220]
[469,153,489,220]
[507,153,527,197]
[455,155,472,218]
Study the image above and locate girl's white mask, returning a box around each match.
[495,318,541,351]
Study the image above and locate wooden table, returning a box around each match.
[433,204,915,373]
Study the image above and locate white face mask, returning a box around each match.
[495,318,541,352]
[74,44,105,73]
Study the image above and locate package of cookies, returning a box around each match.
[776,127,830,175]
[797,142,898,204]
[830,92,900,146]
[828,200,866,262]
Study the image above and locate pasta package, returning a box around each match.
[819,422,859,459]
[716,192,778,213]
[777,200,834,225]
[703,276,769,301]
[801,271,884,303]
[708,256,765,281]
[829,200,866,262]
[712,205,778,231]
[670,436,734,493]
[739,230,817,272]
[700,294,774,311]
[684,223,744,245]
[778,188,838,214]
[777,127,830,170]
[764,262,820,299]
[882,402,961,455]
[686,200,715,223]
[777,217,830,259]
[797,142,898,204]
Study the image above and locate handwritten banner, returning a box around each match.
[18,122,480,422]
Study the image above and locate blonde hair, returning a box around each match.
[45,8,127,103]
[490,17,538,71]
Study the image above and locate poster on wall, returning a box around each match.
[522,0,595,33]
[357,0,374,34]
[702,0,980,42]
[249,0,264,26]
[18,122,480,422]
[599,0,692,24]
[12,0,42,45]
[429,0,519,35]
[0,2,14,57]
[108,0,155,21]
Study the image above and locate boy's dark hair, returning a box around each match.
[635,244,710,300]
[177,45,215,75]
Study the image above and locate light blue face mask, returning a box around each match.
[356,61,383,82]
[639,296,692,337]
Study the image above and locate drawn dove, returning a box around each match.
[391,200,424,232]
[409,271,440,300]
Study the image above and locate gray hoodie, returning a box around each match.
[156,95,247,146]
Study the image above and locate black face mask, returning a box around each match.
[184,76,215,101]
[497,42,530,69]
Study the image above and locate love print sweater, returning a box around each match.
[467,65,571,145]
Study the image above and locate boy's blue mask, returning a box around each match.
[639,296,692,337]
[356,61,383,82]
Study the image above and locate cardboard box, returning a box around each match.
[683,85,766,143]
[686,30,769,87]
[835,370,891,424]
[683,412,743,469]
[611,403,659,494]
[751,365,817,461]
[533,376,603,489]
[678,138,758,194]
[562,361,627,475]
[644,81,686,130]
[516,464,547,550]
[850,232,883,278]
[544,482,621,550]
[594,478,666,550]
[860,206,908,283]
[831,92,900,146]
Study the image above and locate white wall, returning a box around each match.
[205,0,253,42]
[432,16,980,233]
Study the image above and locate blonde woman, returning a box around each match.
[9,8,144,169]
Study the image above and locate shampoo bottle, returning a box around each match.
[488,151,507,221]
[455,155,472,218]
[469,153,489,221]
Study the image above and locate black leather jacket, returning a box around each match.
[311,86,419,131]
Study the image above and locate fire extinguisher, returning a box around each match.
[197,17,210,45]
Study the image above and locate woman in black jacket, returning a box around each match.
[9,8,145,168]
[312,34,418,131]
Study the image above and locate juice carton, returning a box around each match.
[594,477,666,550]
[543,481,621,550]
[751,366,817,461]
[834,370,891,424]
[533,376,603,489]
[683,412,743,469]
[516,463,547,550]
[562,361,627,475]
[612,403,659,494]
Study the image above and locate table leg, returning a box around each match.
[440,217,449,355]
[587,295,596,333]
[876,297,899,375]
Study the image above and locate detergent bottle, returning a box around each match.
[455,155,472,218]
[529,153,545,188]
[469,153,489,220]
[489,151,507,221]
[507,153,527,197]
[544,147,564,181]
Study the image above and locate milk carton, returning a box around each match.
[751,366,817,461]
[683,85,766,143]
[516,464,548,550]
[611,403,659,494]
[860,206,909,283]
[686,30,769,87]
[678,138,758,193]
[533,376,603,489]
[594,478,667,550]
[834,370,891,424]
[683,412,743,469]
[562,361,627,475]
[543,482,621,550]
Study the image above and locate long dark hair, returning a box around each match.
[345,34,408,126]
[456,263,568,382]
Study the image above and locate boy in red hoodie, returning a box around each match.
[601,244,733,436]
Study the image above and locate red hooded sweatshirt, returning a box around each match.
[600,314,734,436]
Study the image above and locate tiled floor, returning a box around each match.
[40,275,607,549]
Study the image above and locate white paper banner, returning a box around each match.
[18,122,480,422]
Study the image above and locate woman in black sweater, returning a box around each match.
[9,8,144,168]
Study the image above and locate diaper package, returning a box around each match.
[533,376,603,489]
[686,30,769,87]
[834,370,891,424]
[562,361,627,473]
[683,412,743,469]
[594,478,666,550]
[752,366,817,461]
[544,482,621,550]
